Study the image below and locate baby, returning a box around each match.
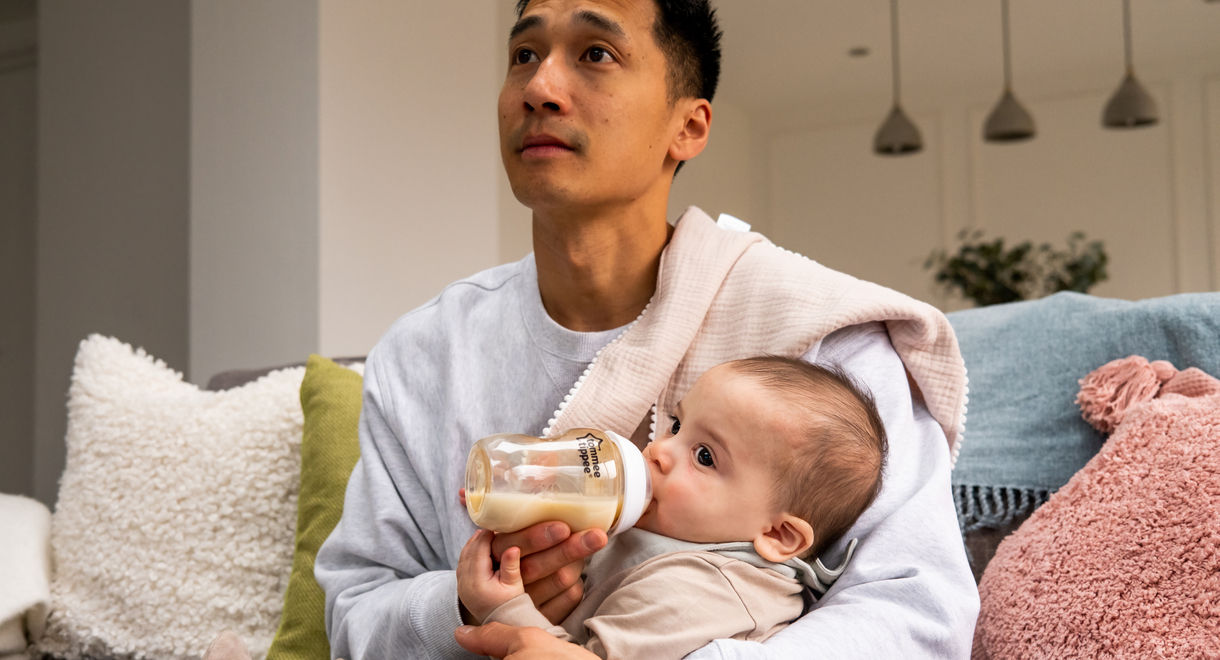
[457,355,888,659]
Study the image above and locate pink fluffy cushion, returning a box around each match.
[973,361,1220,658]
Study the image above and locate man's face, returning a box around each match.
[499,0,686,214]
[636,365,797,544]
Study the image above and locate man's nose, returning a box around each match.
[522,56,569,114]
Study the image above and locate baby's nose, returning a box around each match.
[643,440,670,473]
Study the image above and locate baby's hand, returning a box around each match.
[457,529,524,623]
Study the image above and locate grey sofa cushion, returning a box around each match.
[206,357,364,391]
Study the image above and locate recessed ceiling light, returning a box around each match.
[848,46,870,57]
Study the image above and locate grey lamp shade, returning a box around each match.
[1102,73,1158,128]
[874,104,923,155]
[984,89,1036,141]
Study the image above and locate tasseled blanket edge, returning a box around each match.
[954,484,1051,534]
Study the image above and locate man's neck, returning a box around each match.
[533,205,674,332]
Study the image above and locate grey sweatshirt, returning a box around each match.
[314,253,979,659]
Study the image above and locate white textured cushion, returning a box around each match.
[38,335,304,660]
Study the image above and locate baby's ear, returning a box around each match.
[753,514,814,563]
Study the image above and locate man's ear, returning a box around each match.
[753,514,815,563]
[668,99,712,163]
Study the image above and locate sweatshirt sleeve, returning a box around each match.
[685,322,979,659]
[314,352,479,660]
[485,594,576,643]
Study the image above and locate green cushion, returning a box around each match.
[267,355,363,660]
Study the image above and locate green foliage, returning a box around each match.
[925,230,1109,307]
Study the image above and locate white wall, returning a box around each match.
[35,1,190,505]
[190,1,319,382]
[1206,77,1220,287]
[769,112,948,304]
[497,0,533,265]
[0,15,36,497]
[23,1,507,503]
[318,1,502,357]
[968,88,1176,300]
[667,100,766,232]
[191,0,507,373]
[761,72,1220,309]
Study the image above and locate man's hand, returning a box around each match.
[457,530,525,622]
[490,522,607,624]
[454,622,599,660]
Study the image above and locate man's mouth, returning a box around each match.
[519,133,576,157]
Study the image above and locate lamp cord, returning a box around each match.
[890,0,901,104]
[1123,0,1134,74]
[1001,0,1013,90]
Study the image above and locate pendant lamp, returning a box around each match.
[1102,0,1158,128]
[983,0,1035,142]
[874,0,922,155]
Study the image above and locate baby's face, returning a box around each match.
[636,364,797,544]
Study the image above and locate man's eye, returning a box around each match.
[513,48,539,65]
[584,46,615,63]
[695,445,715,468]
[669,415,681,435]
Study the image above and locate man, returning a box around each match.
[315,0,979,658]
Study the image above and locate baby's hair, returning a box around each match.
[726,356,888,558]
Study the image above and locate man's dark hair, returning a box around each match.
[514,0,722,104]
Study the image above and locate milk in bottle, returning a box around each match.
[464,428,651,535]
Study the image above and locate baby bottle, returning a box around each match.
[465,428,651,536]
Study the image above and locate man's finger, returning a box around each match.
[454,622,517,657]
[537,581,584,626]
[455,622,598,659]
[491,521,570,559]
[522,559,583,606]
[518,528,606,584]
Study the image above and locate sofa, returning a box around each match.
[4,290,1218,659]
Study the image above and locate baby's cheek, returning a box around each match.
[666,481,704,513]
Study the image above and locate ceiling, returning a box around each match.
[714,0,1220,128]
[6,1,1216,127]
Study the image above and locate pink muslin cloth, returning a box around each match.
[548,206,969,465]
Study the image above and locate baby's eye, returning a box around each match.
[695,445,715,468]
[513,48,540,65]
[669,415,681,435]
[583,46,615,63]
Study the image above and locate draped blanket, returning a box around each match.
[547,207,968,466]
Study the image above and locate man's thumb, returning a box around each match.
[454,623,508,657]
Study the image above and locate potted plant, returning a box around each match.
[925,230,1109,307]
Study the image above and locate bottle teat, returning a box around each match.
[605,430,651,534]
